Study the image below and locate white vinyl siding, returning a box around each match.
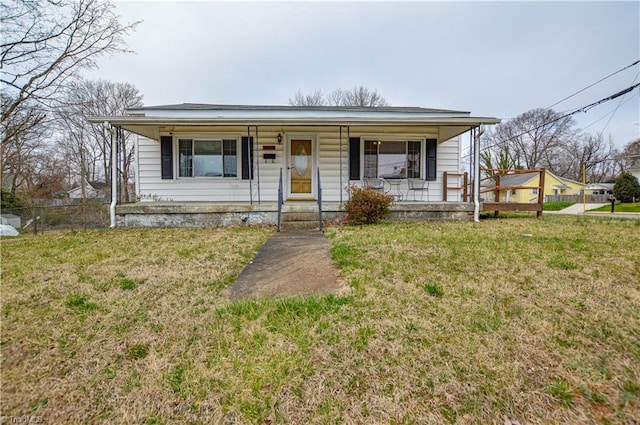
[136,126,463,203]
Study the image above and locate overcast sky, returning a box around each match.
[84,0,640,148]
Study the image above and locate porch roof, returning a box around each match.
[89,103,500,141]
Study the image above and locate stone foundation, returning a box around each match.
[116,201,473,228]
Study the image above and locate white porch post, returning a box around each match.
[473,126,481,222]
[106,121,117,228]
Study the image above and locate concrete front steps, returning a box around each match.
[279,210,321,232]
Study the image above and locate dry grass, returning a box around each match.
[1,216,639,424]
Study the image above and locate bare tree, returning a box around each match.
[326,89,345,106]
[551,134,618,182]
[482,109,620,183]
[27,147,69,200]
[289,86,389,107]
[1,0,140,136]
[57,78,143,202]
[288,89,325,107]
[339,86,389,107]
[1,94,49,197]
[619,139,640,170]
[487,108,578,171]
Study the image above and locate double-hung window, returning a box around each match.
[363,140,421,179]
[178,138,238,178]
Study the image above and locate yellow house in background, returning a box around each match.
[486,170,583,203]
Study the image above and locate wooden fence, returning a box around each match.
[479,168,545,217]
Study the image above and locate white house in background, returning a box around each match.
[67,181,107,200]
[90,104,499,227]
[585,182,614,196]
[628,162,640,183]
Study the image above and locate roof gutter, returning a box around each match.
[87,116,501,127]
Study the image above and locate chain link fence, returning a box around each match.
[1,202,110,234]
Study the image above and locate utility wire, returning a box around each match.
[579,94,637,133]
[462,82,640,159]
[546,59,640,109]
[596,70,640,137]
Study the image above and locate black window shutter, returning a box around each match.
[160,136,173,179]
[425,138,437,181]
[348,137,361,180]
[241,136,254,180]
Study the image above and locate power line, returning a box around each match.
[578,94,637,133]
[596,70,640,137]
[546,59,640,109]
[461,82,640,159]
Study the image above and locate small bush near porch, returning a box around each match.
[2,216,639,424]
[345,186,394,224]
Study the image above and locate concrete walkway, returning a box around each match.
[229,232,344,301]
[545,203,640,219]
[545,203,607,215]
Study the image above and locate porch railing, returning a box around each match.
[277,168,283,232]
[317,168,323,232]
[443,171,469,201]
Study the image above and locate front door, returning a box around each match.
[289,138,314,198]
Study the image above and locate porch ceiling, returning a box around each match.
[88,116,500,141]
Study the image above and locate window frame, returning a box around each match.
[174,135,240,179]
[361,138,425,179]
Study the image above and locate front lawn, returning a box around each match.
[543,201,575,211]
[591,201,640,213]
[1,217,639,424]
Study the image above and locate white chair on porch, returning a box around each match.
[363,178,386,192]
[407,178,429,201]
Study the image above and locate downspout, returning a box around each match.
[473,126,481,222]
[106,121,117,228]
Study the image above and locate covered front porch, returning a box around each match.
[90,104,499,227]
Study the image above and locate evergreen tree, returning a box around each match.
[612,171,640,203]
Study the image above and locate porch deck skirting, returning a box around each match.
[115,202,474,228]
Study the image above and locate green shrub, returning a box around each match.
[345,186,394,225]
[613,171,640,203]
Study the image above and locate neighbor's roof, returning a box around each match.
[497,172,539,187]
[494,170,582,189]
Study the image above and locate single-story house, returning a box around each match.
[89,104,499,228]
[484,170,583,203]
[67,180,107,200]
[585,182,614,196]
